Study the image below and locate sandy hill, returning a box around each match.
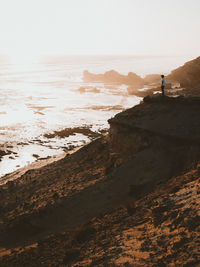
[0,95,199,266]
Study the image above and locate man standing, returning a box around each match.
[161,75,165,96]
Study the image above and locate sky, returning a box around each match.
[0,0,199,60]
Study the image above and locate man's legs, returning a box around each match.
[161,86,165,96]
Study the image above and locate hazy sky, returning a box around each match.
[0,0,199,59]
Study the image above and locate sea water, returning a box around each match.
[0,55,192,177]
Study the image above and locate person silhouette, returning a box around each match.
[161,75,165,96]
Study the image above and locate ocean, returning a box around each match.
[0,55,192,177]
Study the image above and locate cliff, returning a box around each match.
[109,95,200,142]
[0,95,200,266]
[168,56,200,88]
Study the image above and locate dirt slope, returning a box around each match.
[0,95,200,266]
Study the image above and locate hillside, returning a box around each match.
[168,56,200,89]
[0,95,200,266]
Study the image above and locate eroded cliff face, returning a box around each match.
[103,95,200,199]
[168,56,200,88]
[0,95,200,266]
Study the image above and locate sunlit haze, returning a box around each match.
[0,0,199,62]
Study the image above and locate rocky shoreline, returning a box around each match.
[81,56,200,99]
[0,124,107,179]
[0,95,200,266]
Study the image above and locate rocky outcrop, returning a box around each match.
[168,56,200,88]
[83,70,144,88]
[0,150,7,161]
[109,95,200,142]
[107,95,200,184]
[0,149,12,161]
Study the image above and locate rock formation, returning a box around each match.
[83,70,144,88]
[0,150,7,161]
[143,73,161,84]
[168,56,200,88]
[0,149,12,161]
[0,95,200,266]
